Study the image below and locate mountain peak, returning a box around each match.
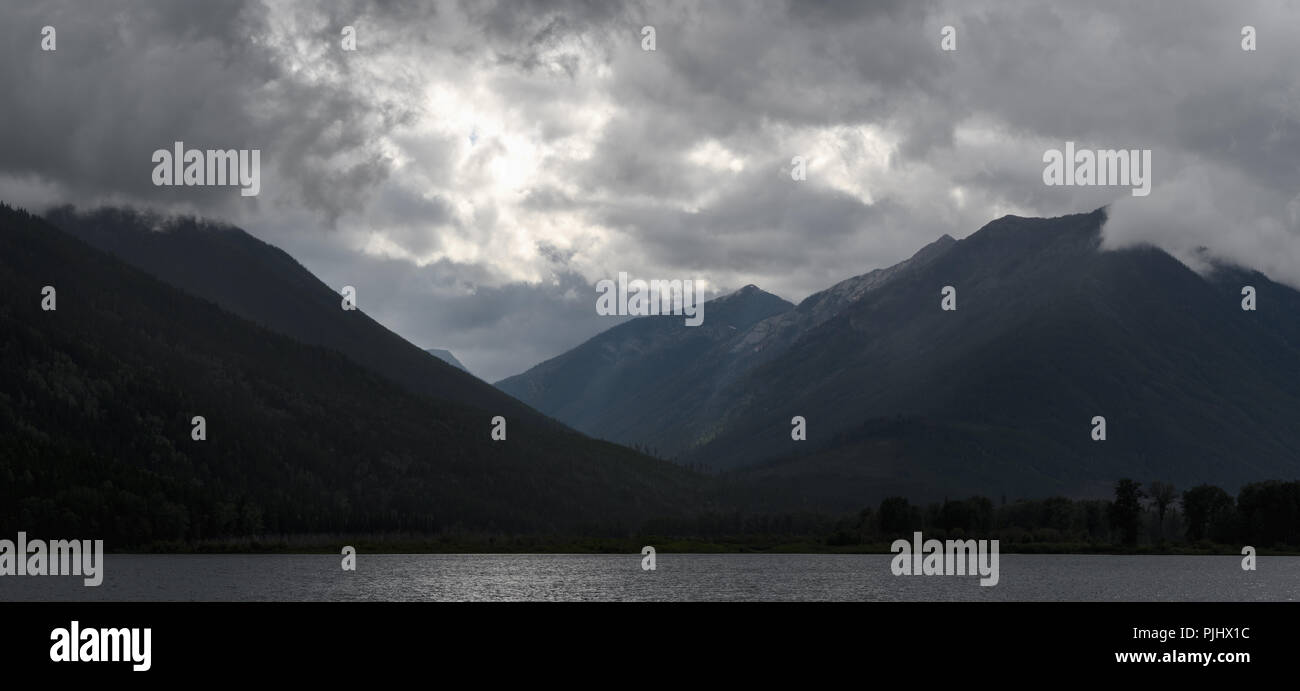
[718,283,774,301]
[913,233,957,260]
[425,348,470,374]
[973,208,1107,237]
[707,284,795,324]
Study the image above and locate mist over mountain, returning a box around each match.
[0,203,703,545]
[504,209,1300,505]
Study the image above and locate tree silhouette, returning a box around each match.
[1110,479,1145,547]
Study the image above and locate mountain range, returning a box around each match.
[0,203,703,545]
[44,206,539,427]
[7,201,1299,534]
[500,209,1300,508]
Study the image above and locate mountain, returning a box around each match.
[495,232,956,459]
[503,209,1300,505]
[45,206,544,426]
[0,203,703,545]
[497,285,795,456]
[426,348,469,374]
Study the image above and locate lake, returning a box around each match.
[2,554,1296,601]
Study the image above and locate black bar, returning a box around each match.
[0,601,1286,680]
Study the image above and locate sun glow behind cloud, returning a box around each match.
[5,0,1300,380]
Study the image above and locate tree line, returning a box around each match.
[820,479,1300,549]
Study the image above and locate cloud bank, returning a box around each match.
[2,0,1297,379]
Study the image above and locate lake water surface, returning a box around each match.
[2,554,1296,602]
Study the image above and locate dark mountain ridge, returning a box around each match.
[504,209,1300,505]
[0,203,704,545]
[496,284,795,456]
[45,206,543,426]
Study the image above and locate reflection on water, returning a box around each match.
[1,553,1296,602]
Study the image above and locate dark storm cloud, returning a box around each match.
[1,0,1297,379]
[0,0,409,222]
[598,164,881,271]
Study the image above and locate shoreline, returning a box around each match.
[110,538,1300,557]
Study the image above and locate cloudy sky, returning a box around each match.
[2,0,1298,381]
